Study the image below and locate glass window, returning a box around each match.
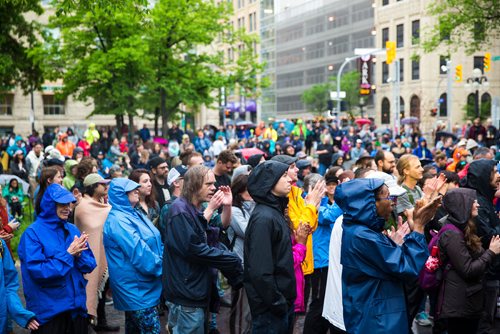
[382,27,389,47]
[382,61,389,84]
[399,58,404,82]
[474,56,484,73]
[42,95,65,115]
[439,56,447,74]
[439,93,447,117]
[411,59,420,80]
[382,0,389,5]
[396,24,404,48]
[0,93,13,115]
[381,98,390,124]
[411,20,420,44]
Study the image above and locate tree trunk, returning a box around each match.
[128,113,134,143]
[154,107,160,136]
[115,115,123,136]
[160,88,168,137]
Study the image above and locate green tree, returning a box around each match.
[0,0,44,92]
[44,0,151,132]
[423,0,500,54]
[301,71,361,117]
[143,0,265,135]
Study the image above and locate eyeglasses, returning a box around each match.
[377,195,398,205]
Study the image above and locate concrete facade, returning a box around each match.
[261,0,375,121]
[374,0,500,135]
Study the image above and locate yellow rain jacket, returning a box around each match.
[288,185,318,275]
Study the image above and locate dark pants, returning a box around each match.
[404,277,425,330]
[446,317,480,334]
[477,280,499,334]
[252,305,294,334]
[96,280,110,324]
[10,201,22,217]
[304,267,342,334]
[303,274,313,313]
[33,312,88,334]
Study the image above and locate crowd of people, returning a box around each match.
[0,116,499,334]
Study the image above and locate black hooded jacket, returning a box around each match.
[244,160,296,317]
[463,159,500,280]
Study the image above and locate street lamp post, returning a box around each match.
[359,97,365,118]
[465,68,489,118]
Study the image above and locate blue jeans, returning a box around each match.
[166,302,205,334]
[318,163,328,176]
[252,306,294,334]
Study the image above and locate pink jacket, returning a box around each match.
[292,239,307,312]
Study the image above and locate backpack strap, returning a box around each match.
[401,184,415,205]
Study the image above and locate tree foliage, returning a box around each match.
[301,71,361,116]
[0,0,44,92]
[423,0,500,54]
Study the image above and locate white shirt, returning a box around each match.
[322,215,346,331]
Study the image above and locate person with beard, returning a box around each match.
[375,150,396,177]
[148,157,170,208]
[163,166,243,333]
[463,159,500,333]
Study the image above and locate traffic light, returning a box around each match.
[386,41,396,64]
[455,65,462,82]
[484,52,491,72]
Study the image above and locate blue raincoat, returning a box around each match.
[334,178,428,334]
[103,178,163,311]
[18,184,96,325]
[0,240,35,332]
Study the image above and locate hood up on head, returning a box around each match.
[463,159,497,200]
[442,188,476,228]
[38,184,76,223]
[248,160,289,211]
[334,178,386,231]
[108,178,140,212]
[64,159,78,175]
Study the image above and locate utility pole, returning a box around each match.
[446,60,452,130]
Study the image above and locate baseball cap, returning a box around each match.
[167,165,188,186]
[44,145,55,154]
[296,159,311,170]
[356,139,363,144]
[457,138,467,147]
[83,173,111,187]
[271,154,298,166]
[366,171,406,197]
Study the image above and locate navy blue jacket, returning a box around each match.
[163,197,243,308]
[335,178,428,334]
[18,184,96,325]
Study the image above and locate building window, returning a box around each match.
[381,97,390,124]
[382,27,389,47]
[382,0,389,5]
[439,56,447,74]
[399,58,404,82]
[411,20,420,44]
[249,13,253,32]
[382,61,389,84]
[400,97,405,119]
[42,95,65,115]
[0,93,13,115]
[439,93,447,117]
[474,56,484,73]
[396,24,404,48]
[410,95,420,118]
[411,59,420,80]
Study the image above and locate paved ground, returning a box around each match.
[12,263,500,333]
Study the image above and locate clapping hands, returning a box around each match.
[67,232,89,257]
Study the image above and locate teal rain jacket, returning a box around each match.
[103,178,163,311]
[18,184,96,325]
[335,178,428,334]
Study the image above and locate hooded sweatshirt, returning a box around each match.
[335,178,428,334]
[244,160,296,317]
[462,159,500,280]
[103,178,163,311]
[62,159,78,190]
[18,184,96,325]
[438,188,495,318]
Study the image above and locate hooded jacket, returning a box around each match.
[1,240,35,332]
[335,178,428,334]
[462,159,500,280]
[18,184,96,325]
[438,188,495,318]
[103,178,163,311]
[62,159,78,190]
[412,138,433,159]
[6,136,26,157]
[244,160,296,317]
